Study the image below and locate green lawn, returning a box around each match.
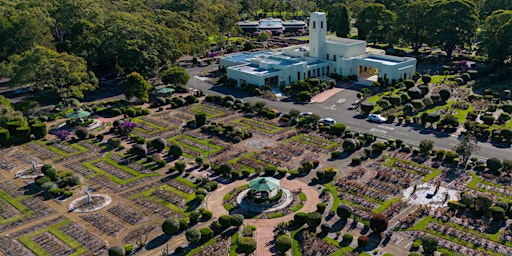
[229,232,239,256]
[430,75,456,85]
[291,204,303,212]
[185,238,216,256]
[324,184,340,211]
[291,227,303,256]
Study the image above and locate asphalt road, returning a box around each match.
[187,66,512,161]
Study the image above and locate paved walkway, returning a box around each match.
[310,88,344,103]
[205,177,320,256]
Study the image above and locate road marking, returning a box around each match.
[330,105,336,110]
[370,128,388,134]
[377,125,395,131]
[337,98,346,104]
[346,121,358,124]
[323,107,330,110]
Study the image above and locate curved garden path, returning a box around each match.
[205,177,320,256]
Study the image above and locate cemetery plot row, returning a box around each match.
[232,117,283,136]
[109,153,152,174]
[188,104,228,118]
[3,216,107,256]
[193,236,230,256]
[0,195,55,233]
[407,231,490,256]
[168,134,223,158]
[286,134,340,153]
[123,225,156,244]
[81,213,125,237]
[107,203,149,225]
[23,142,61,160]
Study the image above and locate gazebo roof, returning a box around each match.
[249,177,280,191]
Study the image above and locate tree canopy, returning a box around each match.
[125,72,151,103]
[7,46,97,101]
[327,3,351,38]
[357,4,396,43]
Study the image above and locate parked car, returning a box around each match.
[368,114,387,123]
[14,87,32,95]
[299,112,313,117]
[319,117,336,126]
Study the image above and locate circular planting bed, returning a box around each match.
[68,194,112,212]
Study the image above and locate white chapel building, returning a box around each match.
[219,12,416,88]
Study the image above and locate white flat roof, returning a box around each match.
[362,56,403,65]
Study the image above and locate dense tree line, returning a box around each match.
[0,0,240,101]
[0,0,511,104]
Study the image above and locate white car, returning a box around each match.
[368,114,387,123]
[319,118,336,126]
[299,112,313,117]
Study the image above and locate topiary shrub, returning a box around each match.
[439,88,451,101]
[75,126,89,140]
[169,144,183,158]
[360,102,375,114]
[404,79,415,89]
[123,244,134,255]
[490,206,506,221]
[320,223,331,233]
[130,144,147,157]
[357,235,369,248]
[230,214,244,227]
[162,218,180,235]
[421,74,431,84]
[337,203,353,220]
[185,229,201,244]
[343,234,353,244]
[294,212,308,226]
[421,235,438,254]
[275,235,292,252]
[108,245,125,256]
[151,137,166,152]
[31,123,47,139]
[199,227,214,243]
[317,203,327,213]
[14,126,30,143]
[306,212,322,229]
[343,139,358,152]
[237,237,257,254]
[370,213,389,233]
[219,215,231,229]
[0,129,11,146]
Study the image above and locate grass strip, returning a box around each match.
[229,232,239,256]
[291,204,303,212]
[291,227,303,256]
[267,212,284,219]
[299,192,307,201]
[185,238,216,256]
[373,197,400,214]
[324,184,340,211]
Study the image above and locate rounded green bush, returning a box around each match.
[108,245,125,256]
[275,235,292,252]
[237,237,257,254]
[162,218,180,235]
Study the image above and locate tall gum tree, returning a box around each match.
[427,0,479,58]
[395,1,431,53]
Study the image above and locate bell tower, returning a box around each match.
[309,12,327,59]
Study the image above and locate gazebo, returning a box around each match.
[249,177,280,199]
